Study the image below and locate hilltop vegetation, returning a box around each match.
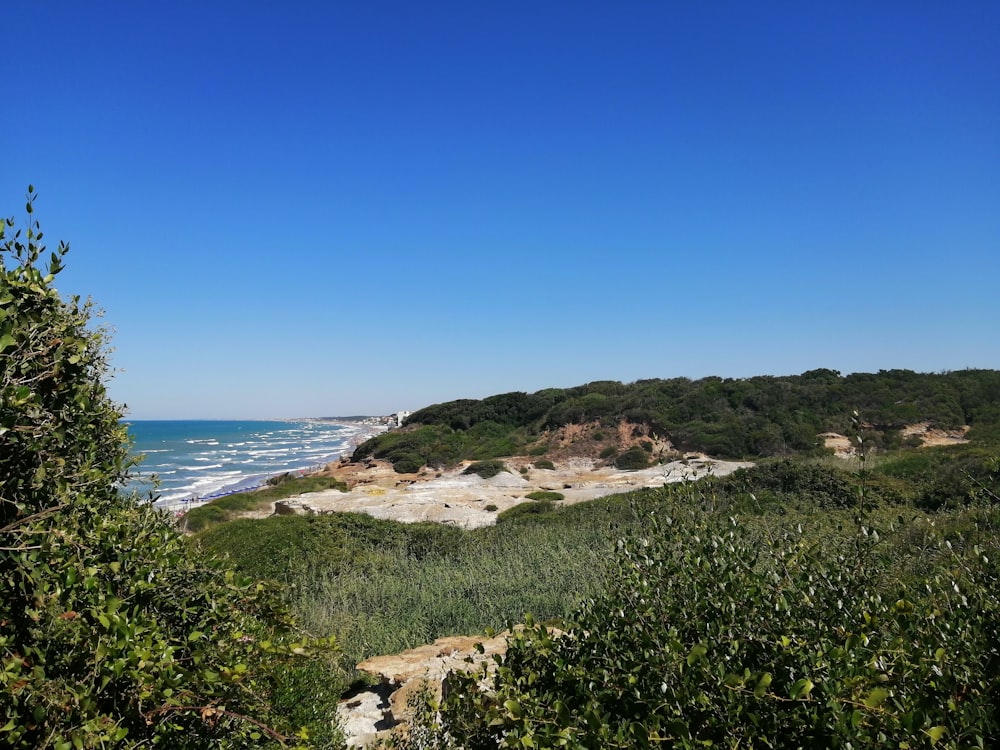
[353,370,1000,471]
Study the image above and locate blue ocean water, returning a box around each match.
[123,420,359,506]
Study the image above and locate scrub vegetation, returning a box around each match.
[1,194,338,749]
[354,369,1000,471]
[6,192,1000,747]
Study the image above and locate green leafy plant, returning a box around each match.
[463,460,507,479]
[525,491,564,502]
[429,500,1000,748]
[614,445,649,470]
[0,190,336,748]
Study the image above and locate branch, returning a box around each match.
[0,503,68,534]
[141,704,294,743]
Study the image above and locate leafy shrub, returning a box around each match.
[0,192,335,748]
[533,460,555,470]
[600,446,618,459]
[392,452,424,474]
[721,459,858,509]
[433,501,1000,749]
[463,460,507,479]
[525,491,564,502]
[497,500,556,523]
[614,445,649,470]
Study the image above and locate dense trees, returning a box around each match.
[1,191,334,748]
[357,371,1000,469]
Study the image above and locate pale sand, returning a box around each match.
[269,455,753,529]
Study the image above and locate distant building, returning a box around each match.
[394,411,411,428]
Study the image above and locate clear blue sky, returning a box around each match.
[4,2,998,419]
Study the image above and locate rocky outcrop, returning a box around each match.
[275,457,752,529]
[272,499,319,516]
[337,633,510,748]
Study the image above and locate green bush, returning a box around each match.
[0,191,335,748]
[433,501,1000,749]
[614,445,649,470]
[600,445,618,459]
[525,491,564,502]
[392,452,424,474]
[721,459,858,509]
[463,460,507,479]
[496,500,556,523]
[533,459,556,470]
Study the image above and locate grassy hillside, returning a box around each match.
[191,443,999,738]
[184,372,1000,746]
[353,369,1000,471]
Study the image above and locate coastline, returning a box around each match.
[141,419,388,515]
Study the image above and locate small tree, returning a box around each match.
[1,189,334,748]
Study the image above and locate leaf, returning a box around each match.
[864,686,889,709]
[789,678,814,700]
[0,333,14,351]
[926,725,947,745]
[754,672,772,698]
[504,699,522,719]
[686,643,707,667]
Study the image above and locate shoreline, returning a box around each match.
[150,420,388,515]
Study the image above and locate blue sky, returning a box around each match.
[4,2,998,419]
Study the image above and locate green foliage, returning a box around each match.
[195,512,466,583]
[614,445,649,470]
[599,445,618,459]
[353,424,465,471]
[432,499,1000,748]
[525,491,564,502]
[721,459,858,509]
[533,459,555,470]
[289,514,614,663]
[497,500,557,523]
[876,446,1000,510]
[0,191,334,748]
[364,370,1000,464]
[463,460,508,479]
[181,474,347,532]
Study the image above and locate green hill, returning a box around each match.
[353,369,1000,471]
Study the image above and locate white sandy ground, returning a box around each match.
[269,456,753,529]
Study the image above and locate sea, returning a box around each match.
[122,419,363,508]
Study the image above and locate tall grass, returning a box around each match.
[291,514,618,660]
